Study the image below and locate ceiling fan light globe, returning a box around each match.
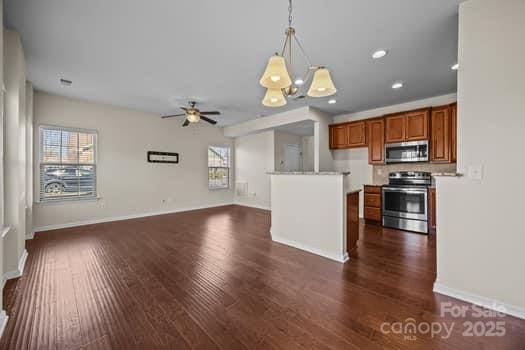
[307,68,337,97]
[262,88,287,107]
[259,55,292,89]
[187,113,200,123]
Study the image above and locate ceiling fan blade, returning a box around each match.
[200,116,217,125]
[199,111,221,115]
[182,119,190,127]
[161,113,186,119]
[180,107,188,111]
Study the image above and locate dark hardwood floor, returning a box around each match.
[1,205,524,349]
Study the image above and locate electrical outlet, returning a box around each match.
[468,165,483,181]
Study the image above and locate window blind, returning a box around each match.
[39,126,97,201]
[208,146,230,189]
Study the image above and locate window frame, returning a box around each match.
[207,145,231,190]
[38,124,98,203]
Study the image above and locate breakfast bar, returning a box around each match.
[268,171,359,263]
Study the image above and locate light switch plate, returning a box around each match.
[468,165,483,180]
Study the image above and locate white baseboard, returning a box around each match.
[33,202,235,233]
[271,232,348,263]
[0,311,8,339]
[433,281,525,320]
[2,249,29,288]
[233,201,271,211]
[25,231,35,240]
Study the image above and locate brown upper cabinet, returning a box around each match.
[329,104,456,164]
[450,103,457,163]
[385,114,405,143]
[405,109,429,140]
[329,121,367,149]
[385,108,430,143]
[347,121,367,147]
[329,124,349,149]
[367,118,385,164]
[430,104,454,163]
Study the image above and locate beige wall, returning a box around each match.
[33,92,234,230]
[333,148,371,218]
[233,130,274,209]
[310,108,334,172]
[274,130,302,171]
[25,83,33,238]
[301,135,315,172]
[3,29,27,275]
[435,0,525,318]
[0,0,4,316]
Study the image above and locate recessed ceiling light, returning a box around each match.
[60,78,72,86]
[451,63,459,70]
[328,99,337,104]
[294,78,304,86]
[392,82,404,89]
[372,49,388,59]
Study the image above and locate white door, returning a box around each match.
[284,144,302,171]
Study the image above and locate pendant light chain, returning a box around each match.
[288,0,293,27]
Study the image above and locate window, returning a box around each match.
[208,146,230,189]
[39,126,97,201]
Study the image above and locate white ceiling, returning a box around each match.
[276,121,315,137]
[4,0,462,126]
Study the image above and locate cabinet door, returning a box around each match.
[430,106,451,162]
[347,192,360,252]
[347,121,367,148]
[450,103,457,163]
[367,118,385,164]
[364,207,382,222]
[429,188,437,233]
[330,124,349,149]
[385,114,406,143]
[405,109,429,141]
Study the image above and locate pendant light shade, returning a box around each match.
[262,88,287,107]
[259,55,292,89]
[307,68,337,97]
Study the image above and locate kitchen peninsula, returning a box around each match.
[268,171,358,263]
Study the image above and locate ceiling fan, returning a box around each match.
[162,101,221,127]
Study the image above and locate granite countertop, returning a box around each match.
[267,171,350,176]
[431,172,463,177]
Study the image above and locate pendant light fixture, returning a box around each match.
[307,67,337,97]
[262,88,287,107]
[259,0,336,107]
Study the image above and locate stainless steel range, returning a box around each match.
[382,171,431,234]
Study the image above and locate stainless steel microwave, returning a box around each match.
[385,140,429,163]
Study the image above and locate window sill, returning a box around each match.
[209,187,230,191]
[35,196,102,205]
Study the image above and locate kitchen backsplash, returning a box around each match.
[373,163,457,185]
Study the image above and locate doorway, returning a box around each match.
[283,144,302,171]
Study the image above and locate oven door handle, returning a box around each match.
[382,187,428,194]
